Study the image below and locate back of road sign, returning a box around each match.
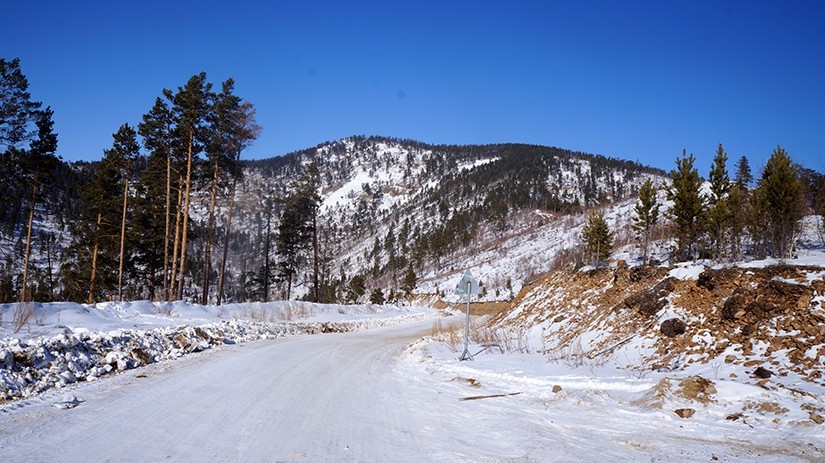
[454,270,482,295]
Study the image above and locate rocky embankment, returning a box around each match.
[493,263,825,386]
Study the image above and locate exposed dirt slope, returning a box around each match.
[493,263,825,385]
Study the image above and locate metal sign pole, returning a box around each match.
[455,269,478,361]
[460,280,473,361]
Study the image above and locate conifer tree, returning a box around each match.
[64,137,124,303]
[346,274,366,303]
[276,163,320,301]
[706,144,731,261]
[216,100,260,305]
[109,124,140,301]
[666,150,705,261]
[19,107,59,302]
[0,58,41,149]
[369,287,385,305]
[138,97,174,300]
[631,177,659,264]
[726,182,747,259]
[747,186,770,259]
[734,155,753,189]
[132,146,169,300]
[400,264,417,300]
[818,188,825,246]
[165,73,212,300]
[276,196,303,301]
[756,146,805,258]
[202,78,240,304]
[582,210,613,265]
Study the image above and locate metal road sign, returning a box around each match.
[455,270,481,295]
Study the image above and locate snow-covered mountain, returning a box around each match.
[221,135,668,302]
[0,135,668,304]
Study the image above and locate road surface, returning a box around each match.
[2,318,821,462]
[0,320,439,462]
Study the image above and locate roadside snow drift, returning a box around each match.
[0,300,435,401]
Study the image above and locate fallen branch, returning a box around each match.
[459,392,522,401]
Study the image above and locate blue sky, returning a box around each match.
[4,0,824,174]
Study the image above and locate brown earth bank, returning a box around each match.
[490,263,825,385]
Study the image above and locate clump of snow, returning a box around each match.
[668,261,708,280]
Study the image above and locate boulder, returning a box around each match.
[753,366,773,379]
[676,376,717,403]
[660,318,687,337]
[697,268,742,294]
[721,287,755,321]
[619,277,677,317]
[674,408,695,418]
[750,280,813,320]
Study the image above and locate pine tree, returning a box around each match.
[19,107,59,302]
[631,177,659,264]
[726,183,747,259]
[277,196,303,301]
[747,186,770,259]
[581,210,613,265]
[276,163,320,301]
[369,287,385,305]
[666,150,705,261]
[400,264,417,300]
[216,100,260,305]
[734,155,753,189]
[138,97,174,300]
[202,78,241,304]
[166,72,212,300]
[818,186,825,246]
[706,144,731,261]
[132,147,169,301]
[109,124,140,301]
[64,138,124,303]
[756,146,805,258]
[0,58,41,148]
[346,274,366,303]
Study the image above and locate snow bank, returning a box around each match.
[0,300,437,401]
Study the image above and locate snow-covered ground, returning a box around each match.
[402,333,824,462]
[3,319,820,462]
[1,214,823,460]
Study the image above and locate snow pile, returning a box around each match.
[396,336,825,460]
[0,300,437,401]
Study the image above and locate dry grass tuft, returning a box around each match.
[431,319,462,352]
[13,302,37,333]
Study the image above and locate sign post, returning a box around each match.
[455,270,481,361]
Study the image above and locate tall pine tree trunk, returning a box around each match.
[202,158,219,304]
[312,213,319,302]
[217,175,237,306]
[88,211,102,305]
[169,175,184,299]
[263,202,271,302]
[177,131,194,300]
[163,150,171,301]
[20,175,38,303]
[117,177,129,302]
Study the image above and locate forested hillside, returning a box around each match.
[3,58,824,307]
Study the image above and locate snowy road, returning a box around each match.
[1,318,822,462]
[0,320,435,462]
